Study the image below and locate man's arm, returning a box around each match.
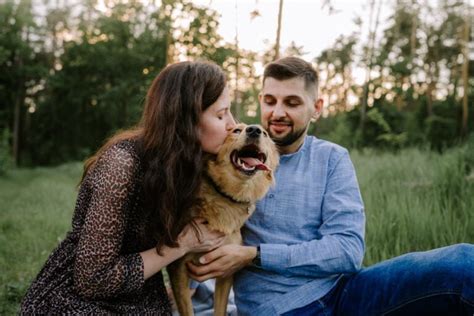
[189,150,365,280]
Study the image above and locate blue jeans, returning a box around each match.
[283,244,474,316]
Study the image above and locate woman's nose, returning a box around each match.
[226,114,237,131]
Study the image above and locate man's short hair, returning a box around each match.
[263,57,319,94]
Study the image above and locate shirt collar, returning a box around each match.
[279,136,310,160]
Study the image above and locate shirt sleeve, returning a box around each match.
[73,143,145,299]
[260,150,365,277]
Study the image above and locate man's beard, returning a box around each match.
[269,125,307,147]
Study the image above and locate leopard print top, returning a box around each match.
[20,140,172,315]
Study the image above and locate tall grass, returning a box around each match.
[352,145,474,265]
[0,163,82,315]
[1,146,473,313]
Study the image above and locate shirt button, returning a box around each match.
[268,194,274,198]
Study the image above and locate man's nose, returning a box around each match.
[272,103,286,119]
[246,125,262,138]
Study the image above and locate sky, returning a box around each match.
[193,0,392,62]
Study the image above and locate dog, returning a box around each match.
[167,123,279,316]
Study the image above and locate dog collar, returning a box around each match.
[204,173,251,206]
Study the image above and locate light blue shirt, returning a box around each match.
[234,136,365,315]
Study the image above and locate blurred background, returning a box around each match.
[0,0,473,167]
[0,0,473,314]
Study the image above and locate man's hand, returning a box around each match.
[186,244,257,282]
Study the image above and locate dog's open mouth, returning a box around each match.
[231,144,269,175]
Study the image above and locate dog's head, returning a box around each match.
[206,123,279,203]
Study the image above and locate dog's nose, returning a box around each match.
[246,125,262,138]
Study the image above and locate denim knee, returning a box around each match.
[442,243,474,271]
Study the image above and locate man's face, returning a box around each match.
[259,77,321,148]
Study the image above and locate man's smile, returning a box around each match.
[269,121,292,134]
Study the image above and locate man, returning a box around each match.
[188,57,474,315]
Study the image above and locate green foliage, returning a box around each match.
[316,0,473,151]
[1,0,255,166]
[24,0,172,164]
[1,0,473,166]
[425,98,462,152]
[366,108,408,150]
[312,113,354,149]
[0,0,49,166]
[318,103,411,151]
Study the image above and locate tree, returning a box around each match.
[359,0,383,138]
[0,0,48,166]
[28,0,169,164]
[274,0,284,60]
[317,33,358,114]
[461,0,470,137]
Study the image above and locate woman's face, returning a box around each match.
[199,87,236,154]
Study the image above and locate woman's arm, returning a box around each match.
[74,144,224,299]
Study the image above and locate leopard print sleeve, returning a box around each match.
[73,142,145,299]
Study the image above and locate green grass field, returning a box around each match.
[1,146,473,314]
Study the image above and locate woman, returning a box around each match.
[21,61,236,314]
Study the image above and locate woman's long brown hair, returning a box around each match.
[81,61,227,251]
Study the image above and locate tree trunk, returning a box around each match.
[359,0,382,134]
[162,0,174,65]
[274,0,283,60]
[341,68,348,112]
[165,28,174,65]
[233,0,243,120]
[13,89,23,166]
[409,1,418,90]
[426,67,436,118]
[461,4,470,138]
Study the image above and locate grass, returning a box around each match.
[1,145,473,314]
[0,162,82,315]
[352,146,474,265]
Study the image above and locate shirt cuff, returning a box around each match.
[260,243,290,271]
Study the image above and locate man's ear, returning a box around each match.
[258,92,263,104]
[311,98,324,122]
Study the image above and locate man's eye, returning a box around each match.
[264,98,275,105]
[233,129,242,134]
[287,101,300,106]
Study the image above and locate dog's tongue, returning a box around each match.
[240,157,270,171]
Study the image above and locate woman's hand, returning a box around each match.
[141,219,224,280]
[178,218,226,254]
[186,244,256,281]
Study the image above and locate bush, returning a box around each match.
[312,112,355,148]
[425,98,462,152]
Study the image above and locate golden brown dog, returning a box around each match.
[167,123,279,316]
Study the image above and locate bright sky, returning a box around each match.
[194,0,391,61]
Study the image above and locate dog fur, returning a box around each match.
[167,123,279,316]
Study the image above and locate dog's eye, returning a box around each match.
[263,131,268,137]
[233,129,242,134]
